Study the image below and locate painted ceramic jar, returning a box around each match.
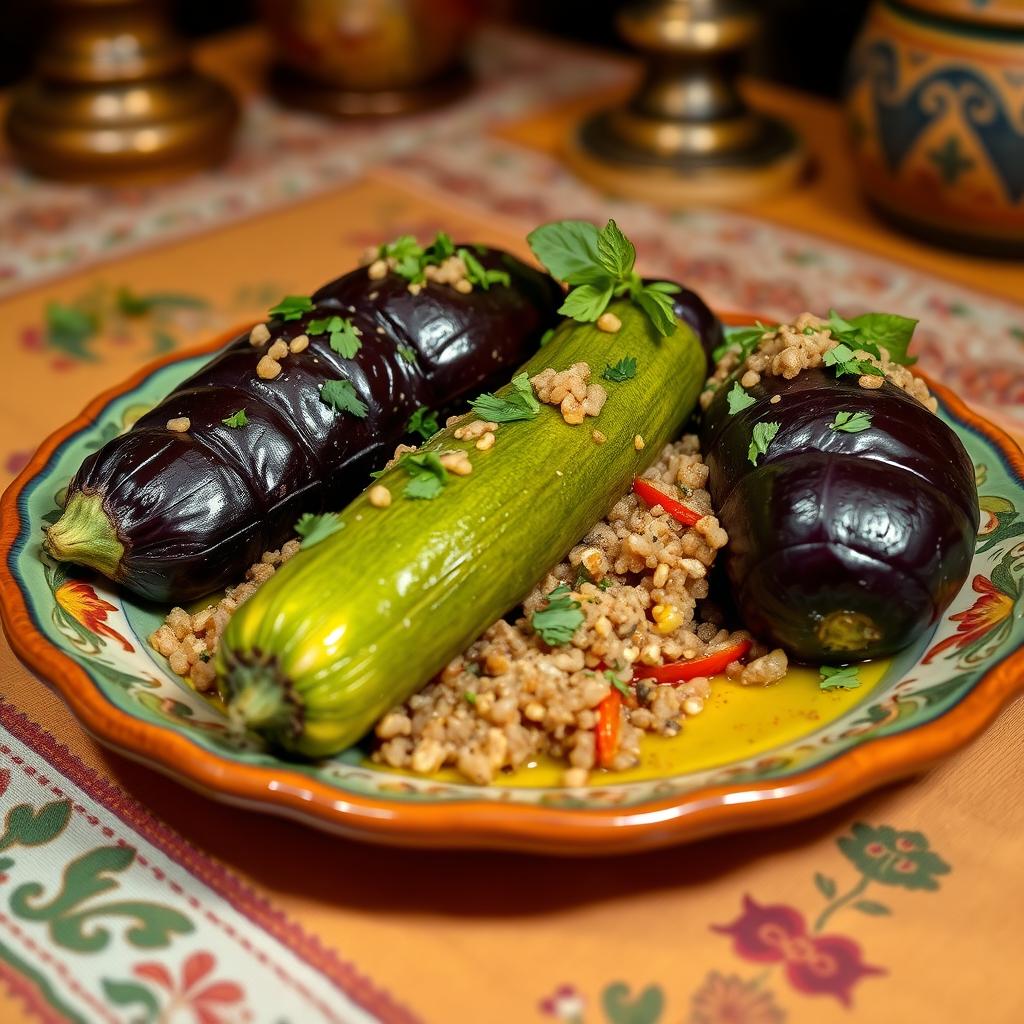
[845,0,1024,255]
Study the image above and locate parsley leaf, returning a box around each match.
[823,342,885,379]
[400,451,448,500]
[829,411,873,433]
[464,690,477,705]
[407,406,439,440]
[308,315,362,359]
[819,665,862,691]
[320,379,368,418]
[603,356,638,382]
[397,344,417,364]
[221,408,248,428]
[527,219,681,336]
[605,669,632,698]
[828,310,918,366]
[711,322,772,364]
[539,327,556,348]
[426,231,456,261]
[268,295,314,321]
[531,584,585,646]
[379,235,424,282]
[458,247,510,291]
[747,421,781,466]
[294,512,344,549]
[469,372,540,423]
[727,381,756,414]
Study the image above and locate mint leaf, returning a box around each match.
[829,410,872,433]
[527,221,606,285]
[470,372,540,423]
[596,219,636,278]
[400,451,448,500]
[727,381,756,414]
[634,286,676,336]
[221,408,248,428]
[819,664,861,691]
[295,512,344,549]
[645,281,681,295]
[531,584,584,646]
[268,295,313,321]
[559,282,615,323]
[747,421,780,466]
[603,356,637,383]
[848,312,918,366]
[407,406,439,440]
[604,669,631,698]
[320,379,368,418]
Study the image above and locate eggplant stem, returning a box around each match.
[43,491,124,579]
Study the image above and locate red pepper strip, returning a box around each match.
[633,638,753,685]
[595,689,622,769]
[632,478,702,527]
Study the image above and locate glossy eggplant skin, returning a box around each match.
[701,368,979,662]
[668,284,723,364]
[65,250,561,603]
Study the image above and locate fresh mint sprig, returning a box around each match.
[527,220,681,336]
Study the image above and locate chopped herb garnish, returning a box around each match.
[829,411,873,433]
[822,342,885,379]
[819,665,862,691]
[294,512,344,549]
[727,381,756,414]
[307,314,362,359]
[539,327,556,348]
[320,379,368,418]
[268,295,314,322]
[527,219,681,336]
[531,584,585,646]
[712,322,772,364]
[458,247,510,291]
[407,406,439,440]
[464,690,477,705]
[469,372,540,423]
[399,451,448,500]
[378,235,424,282]
[827,309,918,366]
[747,421,781,466]
[598,577,614,591]
[397,344,417,364]
[221,408,248,428]
[605,669,631,698]
[198,652,211,663]
[603,356,638,383]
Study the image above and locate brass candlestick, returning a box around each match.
[5,0,240,185]
[566,0,805,205]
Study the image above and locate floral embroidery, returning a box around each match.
[55,580,134,653]
[687,972,785,1024]
[836,823,951,892]
[539,983,585,1022]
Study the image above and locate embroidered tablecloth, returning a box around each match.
[0,25,1021,1024]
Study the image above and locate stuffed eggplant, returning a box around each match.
[44,239,561,602]
[700,314,979,662]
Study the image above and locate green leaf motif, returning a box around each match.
[0,800,72,853]
[101,978,161,1023]
[10,845,194,953]
[602,981,665,1024]
[853,900,892,916]
[814,872,837,900]
[837,822,951,891]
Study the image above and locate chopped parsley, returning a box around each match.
[307,315,362,359]
[406,406,439,440]
[539,327,556,348]
[712,322,772,364]
[819,665,862,691]
[294,512,344,549]
[527,219,681,336]
[470,372,540,423]
[458,247,510,291]
[605,669,631,698]
[397,344,417,364]
[829,410,873,433]
[747,421,781,466]
[464,691,477,705]
[320,379,368,418]
[823,342,885,379]
[221,408,248,428]
[399,451,448,500]
[603,356,637,383]
[268,295,314,321]
[727,381,756,414]
[531,584,585,646]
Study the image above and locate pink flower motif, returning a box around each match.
[133,951,245,1024]
[713,895,885,1007]
[539,983,585,1021]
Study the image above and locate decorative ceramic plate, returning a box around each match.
[2,324,1023,855]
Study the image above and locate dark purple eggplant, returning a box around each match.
[700,368,979,661]
[667,283,723,365]
[44,248,561,603]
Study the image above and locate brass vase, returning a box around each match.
[4,0,240,185]
[261,0,481,117]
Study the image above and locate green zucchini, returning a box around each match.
[217,300,707,757]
